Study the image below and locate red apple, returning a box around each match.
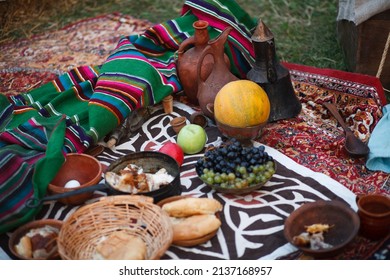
[158,142,184,167]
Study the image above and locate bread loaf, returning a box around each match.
[162,197,222,217]
[171,214,221,241]
[15,235,32,259]
[93,231,147,260]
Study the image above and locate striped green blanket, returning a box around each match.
[0,0,257,233]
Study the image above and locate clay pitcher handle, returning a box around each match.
[177,36,196,61]
[196,44,213,88]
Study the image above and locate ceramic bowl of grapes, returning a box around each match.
[195,138,276,194]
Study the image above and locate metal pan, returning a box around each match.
[25,151,182,208]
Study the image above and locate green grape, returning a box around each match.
[214,175,222,184]
[220,173,228,182]
[227,172,236,181]
[206,177,214,185]
[258,165,265,172]
[237,166,247,175]
[247,173,256,184]
[264,171,272,179]
[235,180,243,189]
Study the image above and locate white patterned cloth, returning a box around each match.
[0,101,358,260]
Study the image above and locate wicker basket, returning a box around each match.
[57,195,173,260]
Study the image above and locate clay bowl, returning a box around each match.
[170,116,187,134]
[48,153,103,205]
[215,119,267,144]
[9,219,63,260]
[157,195,220,247]
[206,103,267,144]
[190,112,208,128]
[284,200,360,259]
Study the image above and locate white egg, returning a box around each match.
[64,179,81,189]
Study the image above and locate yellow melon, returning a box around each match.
[214,80,270,127]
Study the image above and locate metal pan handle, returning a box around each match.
[25,183,108,209]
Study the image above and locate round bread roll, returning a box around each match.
[93,231,147,260]
[171,214,221,241]
[162,197,222,217]
[15,236,32,259]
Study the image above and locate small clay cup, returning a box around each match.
[190,112,207,128]
[170,116,187,134]
[356,194,390,240]
[162,95,173,114]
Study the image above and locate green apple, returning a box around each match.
[177,124,207,154]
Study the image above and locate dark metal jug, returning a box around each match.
[247,19,301,122]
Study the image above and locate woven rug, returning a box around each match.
[0,13,389,259]
[261,62,389,196]
[1,13,388,196]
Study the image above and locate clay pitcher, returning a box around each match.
[196,26,238,119]
[176,20,213,105]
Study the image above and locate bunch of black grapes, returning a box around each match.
[195,138,276,189]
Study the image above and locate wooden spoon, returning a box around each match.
[323,102,370,158]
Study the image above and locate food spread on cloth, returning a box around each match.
[14,225,60,259]
[0,0,388,260]
[105,164,174,193]
[292,224,334,250]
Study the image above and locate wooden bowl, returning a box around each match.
[284,200,360,258]
[157,195,220,247]
[48,153,102,205]
[9,219,63,260]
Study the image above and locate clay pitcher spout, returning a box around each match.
[176,20,211,105]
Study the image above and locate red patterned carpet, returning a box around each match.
[0,13,389,260]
